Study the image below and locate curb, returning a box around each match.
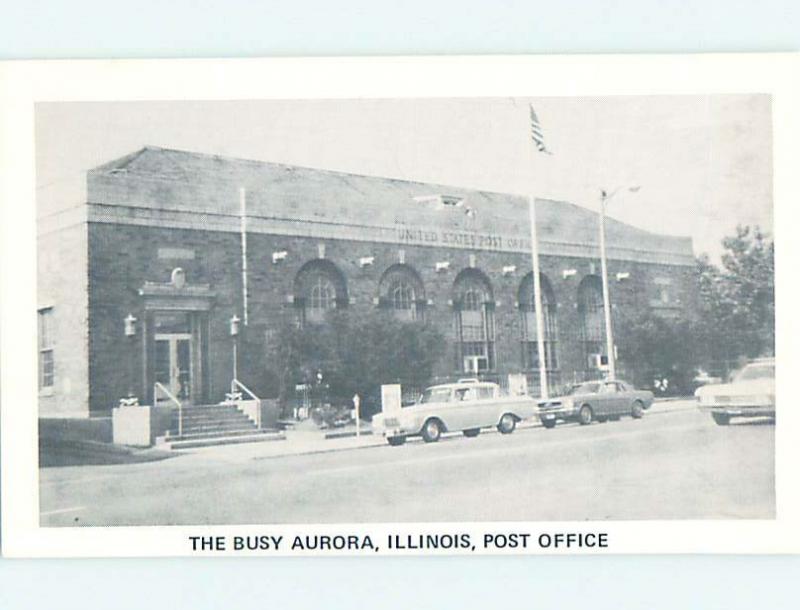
[253,439,386,461]
[324,429,375,440]
[252,407,696,461]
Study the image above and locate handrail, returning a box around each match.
[231,378,261,428]
[154,382,183,437]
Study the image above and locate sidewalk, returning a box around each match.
[176,426,385,465]
[651,397,698,413]
[174,398,699,464]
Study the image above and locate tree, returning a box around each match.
[617,311,701,395]
[274,310,446,417]
[696,225,774,372]
[615,225,773,393]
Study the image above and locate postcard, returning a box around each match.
[1,54,797,556]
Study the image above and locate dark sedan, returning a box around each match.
[537,380,654,428]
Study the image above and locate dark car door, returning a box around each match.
[598,382,622,416]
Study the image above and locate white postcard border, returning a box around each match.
[1,54,798,557]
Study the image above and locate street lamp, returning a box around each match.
[599,186,640,381]
[230,314,240,380]
[122,313,139,405]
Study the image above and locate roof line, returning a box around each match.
[88,145,694,244]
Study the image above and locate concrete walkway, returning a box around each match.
[172,397,699,464]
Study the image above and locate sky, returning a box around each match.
[36,96,773,259]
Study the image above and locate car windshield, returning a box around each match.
[418,388,452,403]
[734,364,774,382]
[567,382,600,395]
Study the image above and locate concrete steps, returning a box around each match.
[164,430,285,450]
[158,403,283,450]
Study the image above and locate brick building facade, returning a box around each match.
[37,147,696,417]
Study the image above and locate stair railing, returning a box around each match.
[230,379,261,429]
[155,382,183,437]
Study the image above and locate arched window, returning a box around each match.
[518,273,558,371]
[309,275,335,312]
[453,269,495,374]
[378,264,425,322]
[577,275,605,368]
[294,260,347,326]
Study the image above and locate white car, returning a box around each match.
[372,379,537,446]
[695,358,775,425]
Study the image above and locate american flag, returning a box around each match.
[529,105,551,154]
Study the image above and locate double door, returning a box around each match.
[154,332,193,402]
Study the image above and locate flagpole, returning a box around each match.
[526,112,549,400]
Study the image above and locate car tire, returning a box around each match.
[497,413,517,434]
[712,412,731,426]
[421,419,443,442]
[387,436,406,446]
[463,428,481,438]
[631,401,644,419]
[578,405,593,425]
[541,419,557,429]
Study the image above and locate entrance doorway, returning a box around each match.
[151,311,200,403]
[154,333,192,401]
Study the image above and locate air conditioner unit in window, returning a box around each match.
[463,356,489,374]
[588,354,609,370]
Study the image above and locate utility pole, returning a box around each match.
[598,186,640,381]
[599,190,616,381]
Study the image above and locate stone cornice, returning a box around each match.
[87,202,695,267]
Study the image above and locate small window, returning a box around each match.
[420,388,452,403]
[455,387,478,402]
[38,308,55,389]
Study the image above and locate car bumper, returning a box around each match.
[538,407,579,422]
[379,424,415,438]
[698,404,775,417]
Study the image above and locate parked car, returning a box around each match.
[537,380,654,428]
[372,379,537,446]
[695,358,775,425]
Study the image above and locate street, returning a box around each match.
[40,406,775,526]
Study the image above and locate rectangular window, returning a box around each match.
[38,308,54,389]
[455,304,495,372]
[653,277,673,305]
[523,341,559,371]
[520,308,558,371]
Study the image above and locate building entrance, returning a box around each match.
[154,333,193,401]
[151,311,198,403]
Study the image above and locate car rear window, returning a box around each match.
[477,387,495,399]
[419,388,452,403]
[735,364,775,381]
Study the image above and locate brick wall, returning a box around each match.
[85,222,697,413]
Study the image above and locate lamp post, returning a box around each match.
[123,313,138,405]
[229,314,240,380]
[599,186,640,381]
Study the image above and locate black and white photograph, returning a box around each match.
[34,92,775,528]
